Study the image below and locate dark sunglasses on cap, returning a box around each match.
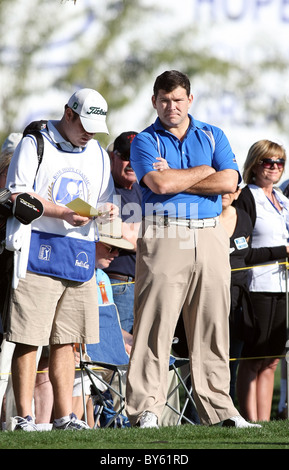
[113,150,130,162]
[259,158,285,170]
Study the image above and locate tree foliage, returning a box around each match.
[1,0,288,147]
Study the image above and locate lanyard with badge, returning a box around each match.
[267,190,289,242]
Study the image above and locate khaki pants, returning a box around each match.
[126,221,239,425]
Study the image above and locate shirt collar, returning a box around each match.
[47,120,84,153]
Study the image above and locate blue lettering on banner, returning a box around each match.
[254,0,274,21]
[224,0,247,21]
[281,0,289,22]
[194,0,289,23]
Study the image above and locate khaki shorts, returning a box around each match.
[6,271,99,346]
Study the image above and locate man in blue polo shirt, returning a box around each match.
[125,70,261,429]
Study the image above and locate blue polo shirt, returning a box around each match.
[130,115,241,219]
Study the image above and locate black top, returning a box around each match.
[231,207,287,289]
[231,191,287,311]
[233,185,256,225]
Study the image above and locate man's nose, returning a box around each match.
[167,100,175,109]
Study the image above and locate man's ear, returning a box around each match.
[151,95,157,109]
[65,106,74,123]
[188,93,194,107]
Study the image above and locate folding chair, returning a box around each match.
[169,315,200,425]
[80,302,130,428]
[80,303,197,427]
[167,355,197,425]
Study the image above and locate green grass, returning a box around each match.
[0,362,287,451]
[0,420,288,450]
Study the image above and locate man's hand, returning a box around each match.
[62,208,91,226]
[10,192,120,227]
[96,202,119,223]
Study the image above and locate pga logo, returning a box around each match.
[38,244,51,261]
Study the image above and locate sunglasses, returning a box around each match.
[259,158,285,170]
[101,242,122,254]
[113,150,130,162]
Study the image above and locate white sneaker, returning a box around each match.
[223,415,262,428]
[139,411,159,429]
[53,413,90,430]
[13,415,38,432]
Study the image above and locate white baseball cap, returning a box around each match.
[67,88,109,134]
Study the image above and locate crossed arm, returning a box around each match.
[144,159,238,196]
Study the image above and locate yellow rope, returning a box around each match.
[0,354,287,377]
[109,261,289,284]
[231,260,288,272]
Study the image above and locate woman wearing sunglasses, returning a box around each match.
[233,139,289,422]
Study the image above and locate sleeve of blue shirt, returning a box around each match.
[130,131,160,185]
[202,123,240,177]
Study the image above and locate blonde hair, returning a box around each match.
[243,140,286,184]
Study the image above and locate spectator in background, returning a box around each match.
[105,132,142,334]
[234,139,289,421]
[220,187,289,402]
[0,132,22,429]
[0,133,23,190]
[0,133,53,430]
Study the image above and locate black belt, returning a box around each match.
[108,273,135,283]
